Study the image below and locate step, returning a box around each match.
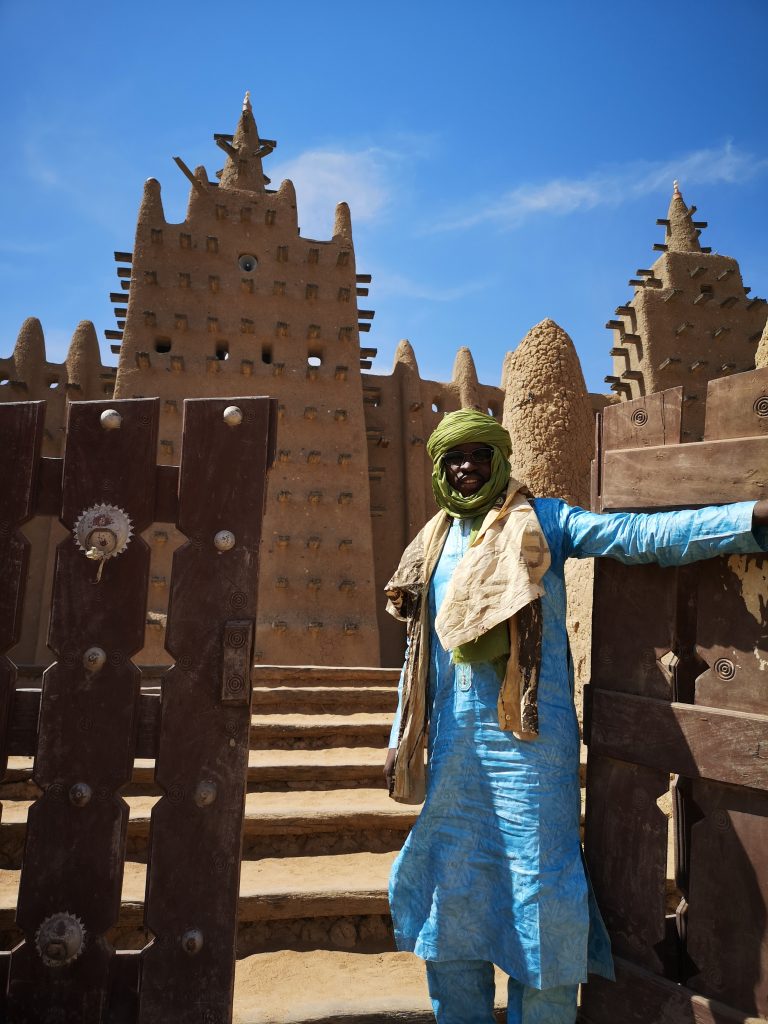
[251,667,401,689]
[232,951,507,1023]
[252,686,397,714]
[0,789,419,868]
[0,851,396,931]
[0,749,389,795]
[250,714,393,749]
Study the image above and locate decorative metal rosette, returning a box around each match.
[35,911,86,967]
[73,504,133,562]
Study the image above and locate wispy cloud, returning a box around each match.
[434,142,768,231]
[372,270,491,303]
[270,147,397,239]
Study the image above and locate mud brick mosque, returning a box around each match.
[3,94,767,671]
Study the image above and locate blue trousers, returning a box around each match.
[425,959,578,1024]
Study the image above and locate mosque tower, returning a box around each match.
[605,182,767,439]
[113,93,381,665]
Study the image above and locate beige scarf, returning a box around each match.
[384,490,551,804]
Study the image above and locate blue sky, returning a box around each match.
[1,0,767,393]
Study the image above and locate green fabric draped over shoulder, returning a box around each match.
[426,409,515,674]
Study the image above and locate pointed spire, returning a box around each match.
[185,165,211,218]
[333,202,353,240]
[756,314,768,369]
[66,321,101,392]
[219,91,270,192]
[452,347,481,409]
[13,317,46,390]
[502,318,592,506]
[138,178,165,227]
[393,339,419,374]
[664,180,701,253]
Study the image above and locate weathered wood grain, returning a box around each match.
[8,398,158,1023]
[602,387,683,452]
[588,688,768,790]
[581,956,761,1023]
[704,367,768,442]
[601,435,768,509]
[139,397,276,1024]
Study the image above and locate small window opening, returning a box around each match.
[262,344,273,365]
[487,402,499,418]
[215,341,229,361]
[155,338,172,354]
[431,400,441,413]
[307,353,323,368]
[48,380,60,389]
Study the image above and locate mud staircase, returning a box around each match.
[0,665,595,1020]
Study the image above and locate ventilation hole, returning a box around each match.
[48,380,59,389]
[308,354,322,368]
[216,342,229,361]
[261,344,272,365]
[155,338,172,354]
[238,254,258,273]
[431,401,441,413]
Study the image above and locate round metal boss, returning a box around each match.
[214,530,236,552]
[69,783,92,807]
[36,912,86,968]
[223,405,243,427]
[74,505,133,562]
[238,254,257,273]
[194,780,217,807]
[181,928,204,955]
[83,647,107,672]
[100,409,122,430]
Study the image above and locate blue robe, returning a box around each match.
[388,499,767,989]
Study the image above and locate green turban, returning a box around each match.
[426,408,513,518]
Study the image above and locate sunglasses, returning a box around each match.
[442,446,495,468]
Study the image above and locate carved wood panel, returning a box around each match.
[7,399,158,1023]
[138,397,276,1024]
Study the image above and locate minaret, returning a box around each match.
[502,318,592,507]
[452,347,481,410]
[218,91,271,193]
[756,316,768,369]
[113,95,380,666]
[605,182,767,439]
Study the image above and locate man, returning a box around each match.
[383,408,768,1024]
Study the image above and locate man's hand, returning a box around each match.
[753,500,768,529]
[383,748,396,791]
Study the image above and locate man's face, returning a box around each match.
[442,441,494,497]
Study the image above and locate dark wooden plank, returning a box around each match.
[694,554,768,716]
[602,387,683,452]
[139,397,276,1024]
[588,688,768,790]
[583,755,669,973]
[589,560,679,700]
[0,403,43,1015]
[7,689,160,759]
[8,398,158,1022]
[704,367,768,442]
[684,780,768,1016]
[581,956,758,1023]
[154,465,179,524]
[32,457,63,517]
[601,435,768,509]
